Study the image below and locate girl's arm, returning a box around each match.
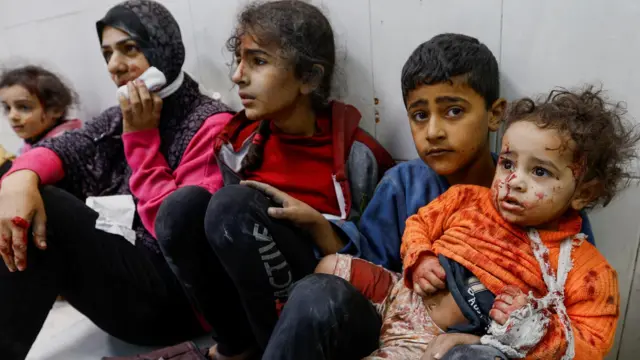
[124,112,232,237]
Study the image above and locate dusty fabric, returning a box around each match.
[333,254,445,360]
[482,301,550,358]
[481,233,582,359]
[333,253,495,360]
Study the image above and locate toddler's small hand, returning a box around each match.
[412,254,446,296]
[489,285,529,325]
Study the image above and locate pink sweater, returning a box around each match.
[7,113,232,238]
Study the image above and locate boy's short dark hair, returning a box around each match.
[401,33,499,109]
[506,86,640,208]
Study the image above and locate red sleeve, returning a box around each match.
[3,148,64,184]
[124,112,233,238]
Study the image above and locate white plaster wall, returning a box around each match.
[1,0,639,358]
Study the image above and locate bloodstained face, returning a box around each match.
[491,120,590,228]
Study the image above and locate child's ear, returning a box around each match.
[570,179,602,210]
[46,107,65,121]
[488,98,507,132]
[300,64,325,95]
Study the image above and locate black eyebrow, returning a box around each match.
[407,99,428,110]
[101,38,135,49]
[434,96,471,105]
[244,48,271,57]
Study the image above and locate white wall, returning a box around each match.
[1,0,639,358]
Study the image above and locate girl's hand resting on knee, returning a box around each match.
[241,180,345,254]
[0,170,47,272]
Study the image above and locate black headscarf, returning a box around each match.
[96,0,185,84]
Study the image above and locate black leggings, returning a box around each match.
[155,185,318,356]
[0,186,204,360]
[0,160,13,177]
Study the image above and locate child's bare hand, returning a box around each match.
[412,254,446,296]
[489,285,529,325]
[242,180,345,254]
[241,180,325,228]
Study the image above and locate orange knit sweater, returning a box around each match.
[402,185,619,360]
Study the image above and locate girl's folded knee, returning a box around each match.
[315,254,338,275]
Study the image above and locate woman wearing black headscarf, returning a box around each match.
[0,1,233,358]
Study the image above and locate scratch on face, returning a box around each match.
[492,176,507,208]
[567,162,585,181]
[502,143,511,155]
[504,173,517,198]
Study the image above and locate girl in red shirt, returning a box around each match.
[151,1,393,359]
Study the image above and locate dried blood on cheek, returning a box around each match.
[540,186,563,205]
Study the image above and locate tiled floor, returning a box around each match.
[27,301,213,360]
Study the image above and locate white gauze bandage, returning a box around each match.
[481,231,586,359]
